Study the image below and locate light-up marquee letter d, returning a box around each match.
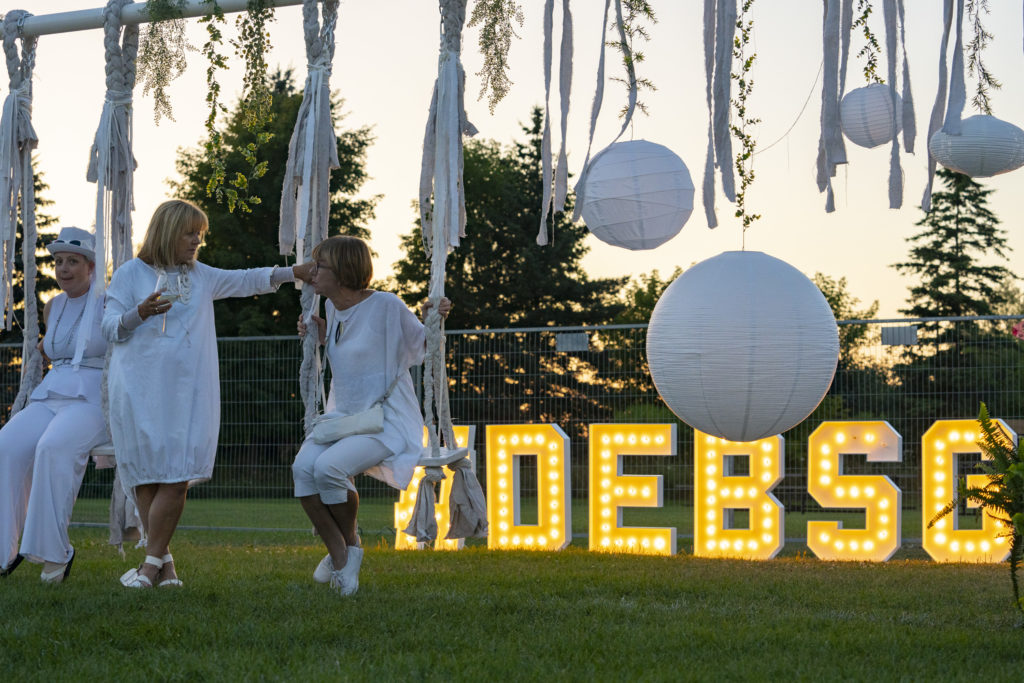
[486,424,571,550]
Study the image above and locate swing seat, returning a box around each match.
[417,446,470,469]
[90,442,116,470]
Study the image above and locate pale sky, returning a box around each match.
[14,1,1024,318]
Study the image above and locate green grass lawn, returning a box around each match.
[2,526,1022,680]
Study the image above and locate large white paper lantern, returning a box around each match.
[579,139,694,251]
[928,114,1024,178]
[840,83,902,149]
[646,251,839,443]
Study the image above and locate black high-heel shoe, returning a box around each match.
[0,554,24,578]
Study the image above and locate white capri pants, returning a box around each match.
[0,399,108,568]
[292,435,392,505]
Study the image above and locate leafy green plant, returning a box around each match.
[730,0,761,238]
[137,0,192,123]
[966,0,1001,114]
[929,402,1024,618]
[852,0,883,84]
[199,1,229,205]
[469,0,524,114]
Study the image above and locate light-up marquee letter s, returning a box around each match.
[588,424,677,555]
[487,424,571,550]
[394,426,477,550]
[694,432,784,559]
[807,421,902,562]
[923,419,1017,563]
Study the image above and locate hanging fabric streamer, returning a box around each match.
[701,0,738,227]
[882,0,903,208]
[88,0,143,554]
[921,0,959,212]
[815,0,848,213]
[2,11,41,416]
[571,0,637,223]
[838,0,853,98]
[280,0,340,435]
[897,0,915,153]
[536,0,573,245]
[410,0,488,546]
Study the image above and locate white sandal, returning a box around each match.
[121,555,163,588]
[157,553,183,588]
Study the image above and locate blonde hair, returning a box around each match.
[311,236,373,290]
[137,199,209,268]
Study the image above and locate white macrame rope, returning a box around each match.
[281,0,341,435]
[3,10,42,417]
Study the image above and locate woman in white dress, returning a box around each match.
[293,235,450,596]
[103,199,312,588]
[0,228,109,583]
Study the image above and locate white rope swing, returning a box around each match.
[1,11,42,416]
[406,0,487,545]
[279,0,340,435]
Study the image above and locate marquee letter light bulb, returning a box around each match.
[487,424,571,550]
[807,421,903,561]
[395,426,476,550]
[922,419,1017,563]
[694,431,784,559]
[588,424,677,555]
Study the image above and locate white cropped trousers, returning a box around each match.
[0,400,107,567]
[292,435,392,505]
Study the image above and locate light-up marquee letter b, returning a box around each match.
[694,431,784,559]
[486,424,571,550]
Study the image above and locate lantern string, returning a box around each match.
[755,59,823,156]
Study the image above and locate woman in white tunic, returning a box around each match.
[103,199,311,588]
[0,228,108,583]
[294,236,451,596]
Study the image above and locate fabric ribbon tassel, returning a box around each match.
[404,467,446,544]
[445,457,488,539]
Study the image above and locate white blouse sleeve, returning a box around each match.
[102,266,138,343]
[198,262,279,301]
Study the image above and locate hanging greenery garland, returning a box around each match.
[610,0,656,117]
[137,0,192,123]
[226,0,276,213]
[853,0,883,84]
[966,0,1000,114]
[730,0,760,237]
[199,0,229,204]
[468,0,524,114]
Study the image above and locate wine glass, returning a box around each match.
[153,270,178,335]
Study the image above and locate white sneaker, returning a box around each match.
[313,553,333,584]
[343,547,363,594]
[329,568,357,596]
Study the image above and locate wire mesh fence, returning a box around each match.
[2,316,1022,540]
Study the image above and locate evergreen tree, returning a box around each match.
[391,107,625,329]
[0,167,60,345]
[171,69,378,337]
[893,168,1012,325]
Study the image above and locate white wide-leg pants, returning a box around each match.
[0,399,107,567]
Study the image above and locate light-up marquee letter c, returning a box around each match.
[922,419,1017,563]
[588,424,677,555]
[694,431,784,559]
[486,424,571,550]
[807,421,902,562]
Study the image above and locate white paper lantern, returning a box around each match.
[579,139,694,251]
[840,83,903,149]
[928,114,1024,178]
[646,251,839,443]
